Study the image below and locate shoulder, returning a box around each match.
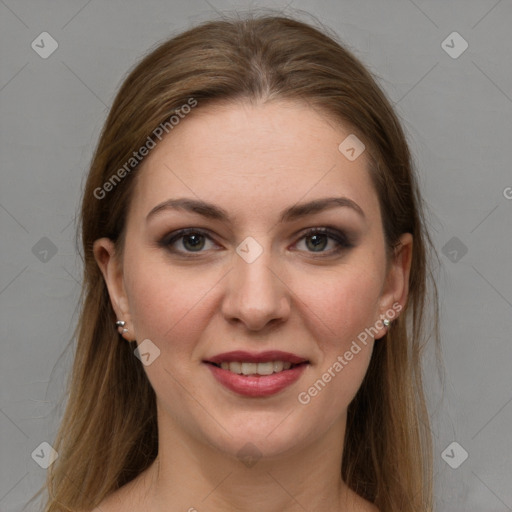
[93,489,128,512]
[93,462,157,511]
[357,501,379,512]
[92,477,142,512]
[353,500,380,512]
[344,487,380,512]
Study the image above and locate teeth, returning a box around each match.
[217,361,300,375]
[241,362,257,375]
[256,362,274,375]
[273,361,284,372]
[229,361,242,374]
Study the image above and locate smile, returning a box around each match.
[214,361,296,375]
[204,350,310,397]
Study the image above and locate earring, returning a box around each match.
[383,318,391,327]
[115,320,128,333]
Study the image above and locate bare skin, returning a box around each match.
[93,99,411,512]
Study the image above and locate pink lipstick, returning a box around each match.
[204,350,309,397]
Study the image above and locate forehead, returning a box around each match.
[129,100,380,226]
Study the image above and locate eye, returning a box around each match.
[293,227,353,255]
[159,227,354,257]
[160,228,219,254]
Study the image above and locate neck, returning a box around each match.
[134,408,358,511]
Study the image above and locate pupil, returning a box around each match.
[307,234,327,252]
[184,234,204,251]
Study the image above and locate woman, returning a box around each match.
[38,13,439,512]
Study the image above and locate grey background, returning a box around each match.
[1,0,511,510]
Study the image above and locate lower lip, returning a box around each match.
[205,363,307,397]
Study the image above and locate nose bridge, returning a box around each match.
[222,237,289,329]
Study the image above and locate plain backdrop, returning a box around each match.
[1,1,511,510]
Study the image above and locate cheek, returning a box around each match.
[293,265,381,410]
[123,253,215,348]
[298,263,383,345]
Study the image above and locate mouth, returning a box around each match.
[206,360,307,376]
[203,350,310,397]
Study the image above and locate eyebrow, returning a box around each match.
[146,196,366,223]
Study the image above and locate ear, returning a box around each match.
[93,237,135,341]
[374,232,413,340]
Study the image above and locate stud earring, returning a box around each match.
[115,320,128,333]
[383,318,391,327]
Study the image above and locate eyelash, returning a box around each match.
[159,227,354,257]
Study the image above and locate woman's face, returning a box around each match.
[95,100,411,460]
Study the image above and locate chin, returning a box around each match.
[214,432,308,463]
[196,411,319,462]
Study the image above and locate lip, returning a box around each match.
[203,351,310,398]
[205,362,308,397]
[205,350,308,365]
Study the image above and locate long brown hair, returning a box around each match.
[35,12,439,511]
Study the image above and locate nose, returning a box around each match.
[221,246,291,332]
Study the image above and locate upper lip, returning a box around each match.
[205,350,309,365]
